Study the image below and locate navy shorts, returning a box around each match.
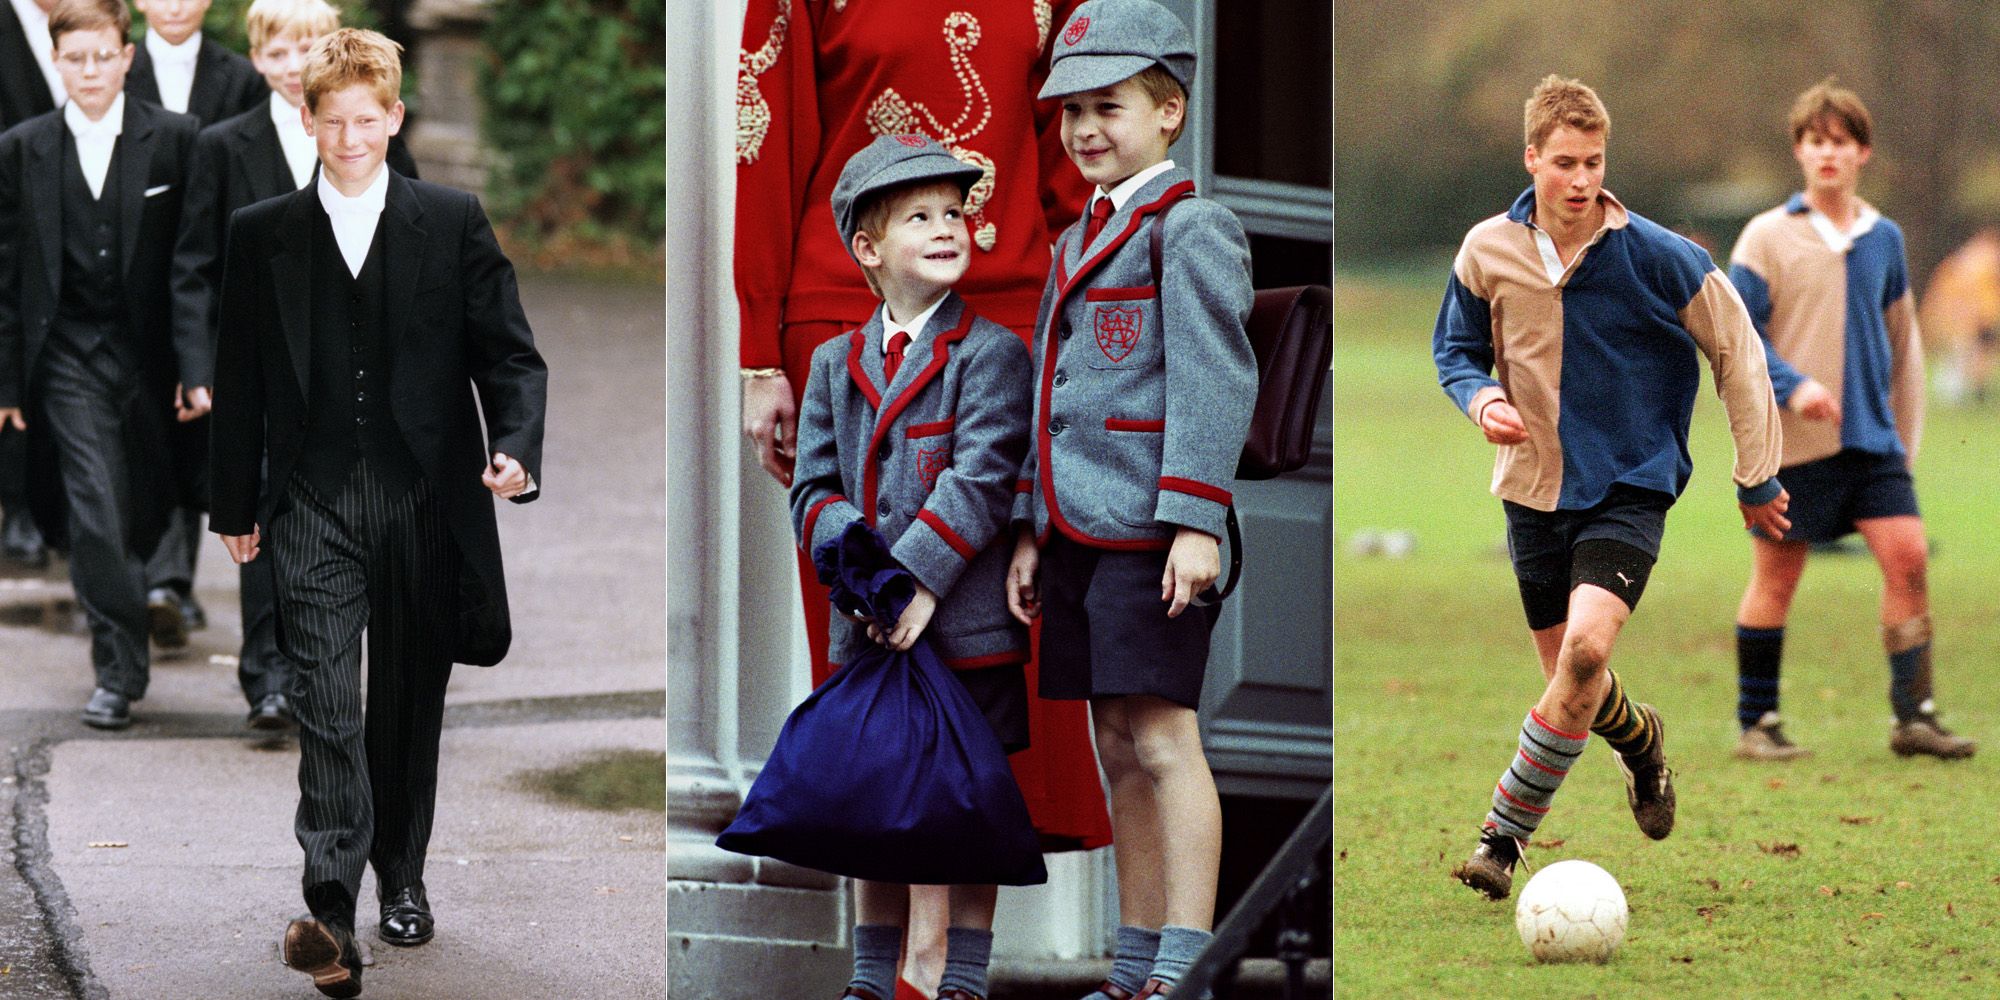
[1762,448,1919,544]
[954,662,1030,755]
[1503,484,1672,630]
[1037,533,1217,710]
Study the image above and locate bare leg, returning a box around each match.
[1532,585,1628,734]
[1093,697,1166,930]
[1856,515,1928,625]
[900,885,950,995]
[1126,695,1222,932]
[1737,535,1811,629]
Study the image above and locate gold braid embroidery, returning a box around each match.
[736,0,791,165]
[1035,0,1051,50]
[865,12,1004,251]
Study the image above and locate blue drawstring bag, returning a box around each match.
[716,522,1047,886]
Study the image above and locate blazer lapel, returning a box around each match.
[271,190,315,399]
[190,40,222,122]
[881,293,960,402]
[26,121,61,300]
[237,112,290,200]
[117,100,154,276]
[844,308,888,409]
[126,48,161,105]
[379,172,426,352]
[1058,170,1194,299]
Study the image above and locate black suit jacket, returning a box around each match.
[209,173,548,666]
[0,6,57,130]
[0,98,203,542]
[126,36,266,128]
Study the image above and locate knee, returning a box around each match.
[1128,723,1202,778]
[1560,629,1611,683]
[1884,550,1928,596]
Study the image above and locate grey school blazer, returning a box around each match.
[791,291,1032,670]
[1013,168,1255,548]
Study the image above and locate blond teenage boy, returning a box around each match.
[1009,1,1257,994]
[126,0,262,123]
[208,29,545,997]
[1727,79,1975,762]
[1433,75,1790,900]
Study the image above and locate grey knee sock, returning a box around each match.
[1087,924,1160,997]
[938,926,994,996]
[850,923,902,999]
[1149,924,1213,985]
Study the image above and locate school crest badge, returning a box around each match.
[1094,305,1142,363]
[1064,16,1089,45]
[917,446,951,493]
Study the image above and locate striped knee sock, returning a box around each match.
[1485,710,1588,840]
[1737,625,1784,728]
[1591,670,1655,758]
[1885,615,1934,722]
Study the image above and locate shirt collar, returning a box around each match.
[270,90,304,129]
[883,292,949,348]
[145,28,201,67]
[1508,186,1631,232]
[1787,192,1879,252]
[63,92,125,140]
[1095,159,1177,213]
[316,162,390,216]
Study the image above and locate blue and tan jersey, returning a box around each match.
[1433,187,1784,512]
[1727,194,1923,468]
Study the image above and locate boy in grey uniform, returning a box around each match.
[791,133,1035,1000]
[1007,1,1256,994]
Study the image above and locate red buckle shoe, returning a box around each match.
[1135,979,1173,999]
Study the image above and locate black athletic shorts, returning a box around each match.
[1037,533,1217,710]
[1503,484,1672,630]
[1759,448,1919,544]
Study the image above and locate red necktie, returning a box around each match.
[885,331,911,384]
[1083,196,1113,248]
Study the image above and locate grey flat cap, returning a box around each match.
[1039,0,1194,100]
[830,134,985,259]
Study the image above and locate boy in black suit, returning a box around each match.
[0,0,63,567]
[208,28,545,998]
[0,0,204,729]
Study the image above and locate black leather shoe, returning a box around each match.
[1,509,46,569]
[80,688,131,730]
[145,588,188,649]
[248,692,297,731]
[379,884,433,947]
[283,915,363,998]
[178,591,207,631]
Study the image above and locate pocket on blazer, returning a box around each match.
[905,418,955,494]
[1081,287,1159,370]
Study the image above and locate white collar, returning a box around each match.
[1805,202,1881,254]
[882,293,948,349]
[1095,159,1177,213]
[316,162,389,215]
[269,90,305,129]
[145,28,201,66]
[63,92,125,140]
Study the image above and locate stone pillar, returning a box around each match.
[405,0,494,195]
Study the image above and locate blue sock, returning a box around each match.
[1736,624,1784,728]
[1885,616,1934,723]
[1150,924,1213,986]
[849,924,902,999]
[938,926,993,997]
[1096,924,1160,996]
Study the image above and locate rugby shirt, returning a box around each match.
[1433,187,1784,512]
[1727,193,1924,467]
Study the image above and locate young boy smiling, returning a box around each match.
[791,134,1035,1000]
[1725,78,1974,762]
[1010,1,1257,994]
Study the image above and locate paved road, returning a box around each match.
[0,274,666,999]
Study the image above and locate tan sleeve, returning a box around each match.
[1886,290,1925,460]
[1680,271,1784,490]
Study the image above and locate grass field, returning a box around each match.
[1332,265,2000,998]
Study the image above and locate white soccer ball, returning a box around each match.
[1514,859,1628,963]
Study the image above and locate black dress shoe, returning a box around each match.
[145,588,189,649]
[283,915,363,998]
[248,692,297,731]
[379,884,433,947]
[179,591,207,631]
[0,509,46,569]
[80,688,131,730]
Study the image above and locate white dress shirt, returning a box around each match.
[1091,158,1177,216]
[144,28,201,115]
[316,164,388,278]
[63,93,124,200]
[270,92,316,189]
[881,292,948,353]
[8,0,64,107]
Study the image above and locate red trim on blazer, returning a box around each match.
[1037,180,1198,551]
[1084,285,1156,301]
[916,510,977,561]
[862,305,978,525]
[905,417,956,438]
[1159,476,1232,506]
[1014,478,1033,494]
[801,494,847,551]
[844,329,882,410]
[1105,418,1165,432]
[944,650,1030,670]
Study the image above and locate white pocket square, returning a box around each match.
[144,184,171,197]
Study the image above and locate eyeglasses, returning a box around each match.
[56,49,124,68]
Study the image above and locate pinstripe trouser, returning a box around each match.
[269,458,458,923]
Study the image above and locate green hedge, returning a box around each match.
[480,0,664,257]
